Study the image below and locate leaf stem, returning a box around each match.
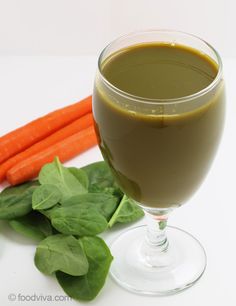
[108,195,127,228]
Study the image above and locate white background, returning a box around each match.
[0,1,235,306]
[0,0,235,57]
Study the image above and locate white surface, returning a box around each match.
[0,56,235,306]
[0,0,234,57]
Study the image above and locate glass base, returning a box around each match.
[109,225,207,295]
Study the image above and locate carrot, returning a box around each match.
[0,96,92,164]
[0,113,94,182]
[7,126,98,186]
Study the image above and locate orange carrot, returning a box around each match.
[0,113,94,182]
[0,96,92,164]
[7,126,98,186]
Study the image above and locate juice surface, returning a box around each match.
[101,43,217,99]
[94,43,225,208]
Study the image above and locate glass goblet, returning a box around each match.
[93,30,225,295]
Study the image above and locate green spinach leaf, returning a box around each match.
[108,195,144,227]
[56,236,113,301]
[82,161,116,190]
[1,180,39,196]
[34,234,89,276]
[0,186,36,220]
[32,184,62,210]
[61,193,119,220]
[103,186,124,199]
[68,167,89,190]
[50,206,108,236]
[9,211,52,241]
[39,157,87,201]
[38,205,60,220]
[0,158,146,302]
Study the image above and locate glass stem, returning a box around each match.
[140,209,172,268]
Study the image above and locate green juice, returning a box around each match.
[93,43,225,208]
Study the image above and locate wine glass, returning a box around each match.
[92,30,225,295]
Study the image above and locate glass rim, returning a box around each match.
[97,29,223,105]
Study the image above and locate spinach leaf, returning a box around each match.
[1,180,39,196]
[89,184,123,200]
[0,186,36,220]
[61,193,119,220]
[32,184,62,210]
[50,206,108,236]
[39,157,87,201]
[108,195,144,227]
[34,234,89,276]
[9,211,52,241]
[56,236,113,301]
[82,161,116,190]
[68,167,89,190]
[38,205,60,220]
[103,186,124,199]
